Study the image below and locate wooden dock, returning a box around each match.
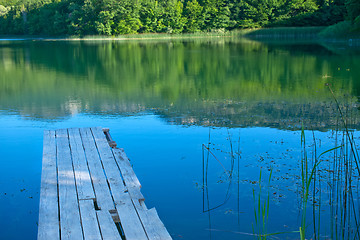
[38,127,172,240]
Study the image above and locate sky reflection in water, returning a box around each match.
[1,38,360,239]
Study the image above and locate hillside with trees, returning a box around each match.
[0,0,359,36]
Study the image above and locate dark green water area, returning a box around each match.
[1,37,360,240]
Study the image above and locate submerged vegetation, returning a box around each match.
[0,0,359,37]
[201,86,360,239]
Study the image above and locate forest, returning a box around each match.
[0,0,359,36]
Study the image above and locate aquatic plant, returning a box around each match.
[325,85,360,240]
[252,168,272,239]
[298,85,360,240]
[299,127,341,240]
[199,86,360,240]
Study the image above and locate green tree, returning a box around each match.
[139,0,165,32]
[0,0,355,36]
[213,4,230,29]
[4,6,25,34]
[346,0,360,22]
[112,0,142,34]
[163,0,186,33]
[79,0,98,34]
[201,0,218,30]
[235,1,265,28]
[184,0,203,32]
[0,4,9,16]
[287,0,318,17]
[52,9,67,35]
[95,10,114,35]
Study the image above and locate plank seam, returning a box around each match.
[89,128,118,207]
[79,129,101,209]
[79,128,116,211]
[90,127,149,239]
[67,129,86,240]
[112,148,172,239]
[109,149,126,192]
[99,131,125,187]
[109,149,150,239]
[95,211,104,240]
[56,129,85,240]
[55,131,61,239]
[129,196,150,239]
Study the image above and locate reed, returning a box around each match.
[202,130,238,213]
[298,86,360,240]
[325,86,360,240]
[200,90,360,239]
[299,127,340,240]
[252,168,273,239]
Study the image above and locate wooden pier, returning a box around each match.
[38,127,172,240]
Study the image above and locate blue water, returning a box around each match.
[0,111,342,239]
[1,38,360,240]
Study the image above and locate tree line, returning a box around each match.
[0,0,359,36]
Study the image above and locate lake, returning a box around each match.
[1,37,360,240]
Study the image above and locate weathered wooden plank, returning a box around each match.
[90,127,126,194]
[114,191,149,240]
[91,127,148,240]
[112,146,171,240]
[38,130,60,240]
[112,148,144,203]
[79,200,102,240]
[96,210,122,240]
[79,128,115,212]
[112,148,141,189]
[68,128,96,200]
[135,207,173,240]
[56,129,84,240]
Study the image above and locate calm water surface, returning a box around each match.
[1,38,360,240]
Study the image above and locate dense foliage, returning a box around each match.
[0,0,359,35]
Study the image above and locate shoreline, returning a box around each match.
[0,28,359,43]
[0,32,238,41]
